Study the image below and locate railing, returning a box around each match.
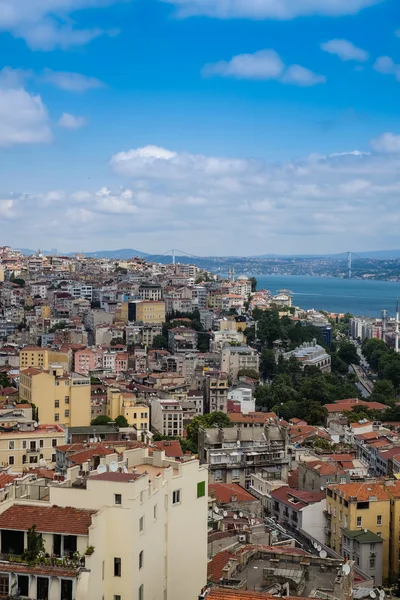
[26,448,40,453]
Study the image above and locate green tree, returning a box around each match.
[152,334,168,349]
[186,412,232,450]
[238,368,259,380]
[91,415,112,426]
[13,277,25,287]
[24,525,45,562]
[249,277,257,292]
[369,379,396,406]
[337,341,359,365]
[260,349,276,380]
[115,415,129,428]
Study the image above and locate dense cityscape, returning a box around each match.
[0,247,397,598]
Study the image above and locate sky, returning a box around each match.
[1,0,400,256]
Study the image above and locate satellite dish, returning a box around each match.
[370,592,377,599]
[233,514,238,520]
[214,506,219,514]
[89,438,94,443]
[320,550,327,559]
[223,511,228,517]
[317,545,322,552]
[109,461,118,472]
[239,512,243,518]
[320,486,325,491]
[39,459,46,467]
[342,563,351,576]
[96,464,107,475]
[313,542,318,549]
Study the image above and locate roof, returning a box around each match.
[304,460,343,476]
[206,591,314,600]
[229,412,277,424]
[152,440,183,457]
[271,486,325,509]
[68,446,117,465]
[90,472,142,483]
[328,482,390,502]
[342,529,384,543]
[209,483,257,504]
[0,505,96,535]
[0,473,16,489]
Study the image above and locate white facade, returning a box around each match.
[151,399,184,437]
[68,284,93,301]
[227,386,255,414]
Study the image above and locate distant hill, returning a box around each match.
[17,248,149,259]
[254,250,400,260]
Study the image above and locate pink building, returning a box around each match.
[74,348,96,375]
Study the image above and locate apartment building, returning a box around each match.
[168,328,198,353]
[0,424,65,469]
[107,387,150,431]
[342,529,384,586]
[67,283,93,301]
[74,348,97,375]
[138,282,163,300]
[204,371,229,413]
[270,487,326,543]
[221,344,259,381]
[135,300,166,324]
[326,482,390,581]
[199,424,290,489]
[19,365,91,427]
[151,399,184,437]
[19,347,69,371]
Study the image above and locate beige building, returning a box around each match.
[19,366,91,428]
[221,344,259,381]
[0,447,208,600]
[136,300,166,324]
[19,347,69,371]
[151,399,183,437]
[107,387,150,431]
[0,424,65,470]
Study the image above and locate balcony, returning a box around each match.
[324,510,332,519]
[26,448,40,453]
[324,526,331,536]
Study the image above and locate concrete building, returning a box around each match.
[168,328,198,354]
[227,386,255,414]
[204,371,229,413]
[199,424,290,489]
[19,347,69,371]
[283,340,331,373]
[138,282,163,301]
[0,446,207,600]
[135,300,166,324]
[221,345,259,381]
[210,329,245,352]
[0,424,65,470]
[298,459,349,492]
[19,365,91,427]
[106,387,150,431]
[151,399,184,437]
[270,486,326,543]
[342,529,384,585]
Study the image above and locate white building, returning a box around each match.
[221,345,259,381]
[227,386,255,414]
[68,284,93,302]
[0,447,208,600]
[283,340,331,373]
[151,399,184,437]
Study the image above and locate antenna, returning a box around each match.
[109,461,118,472]
[319,550,327,559]
[96,464,107,475]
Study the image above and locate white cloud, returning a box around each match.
[202,49,325,86]
[42,69,103,92]
[370,132,400,153]
[321,39,369,62]
[58,113,87,129]
[373,56,400,81]
[0,68,52,147]
[0,0,123,50]
[161,0,383,19]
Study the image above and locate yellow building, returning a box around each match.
[19,366,91,427]
[115,301,129,323]
[136,300,166,324]
[326,482,390,581]
[219,317,246,333]
[0,424,65,470]
[19,347,69,371]
[383,480,400,581]
[41,305,51,319]
[106,388,149,431]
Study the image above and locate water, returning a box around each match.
[256,275,400,317]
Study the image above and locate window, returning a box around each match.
[65,410,70,417]
[8,441,14,450]
[370,543,376,552]
[154,504,158,520]
[139,584,144,600]
[172,489,181,505]
[377,515,382,526]
[39,439,44,448]
[339,511,342,521]
[115,494,122,505]
[55,413,59,422]
[139,550,143,569]
[197,481,206,498]
[65,396,70,404]
[357,516,362,527]
[114,557,121,577]
[17,575,29,597]
[140,491,144,503]
[30,456,38,464]
[340,476,346,484]
[52,439,57,447]
[22,440,26,449]
[55,400,59,408]
[8,456,14,465]
[114,596,121,600]
[232,469,240,481]
[370,558,375,569]
[22,455,27,464]
[139,516,144,532]
[214,469,222,481]
[52,454,56,462]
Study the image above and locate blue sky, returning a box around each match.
[1,0,400,255]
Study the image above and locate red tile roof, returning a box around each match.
[228,412,277,424]
[207,550,234,581]
[328,481,390,502]
[0,505,96,535]
[207,591,314,600]
[0,474,16,489]
[69,446,117,465]
[271,486,325,509]
[152,440,184,458]
[209,483,256,504]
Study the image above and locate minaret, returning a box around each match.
[396,298,399,353]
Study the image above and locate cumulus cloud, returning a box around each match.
[370,132,400,153]
[58,113,87,129]
[0,68,52,147]
[321,39,369,62]
[42,69,104,92]
[373,56,400,81]
[202,49,325,86]
[0,0,123,50]
[160,0,383,19]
